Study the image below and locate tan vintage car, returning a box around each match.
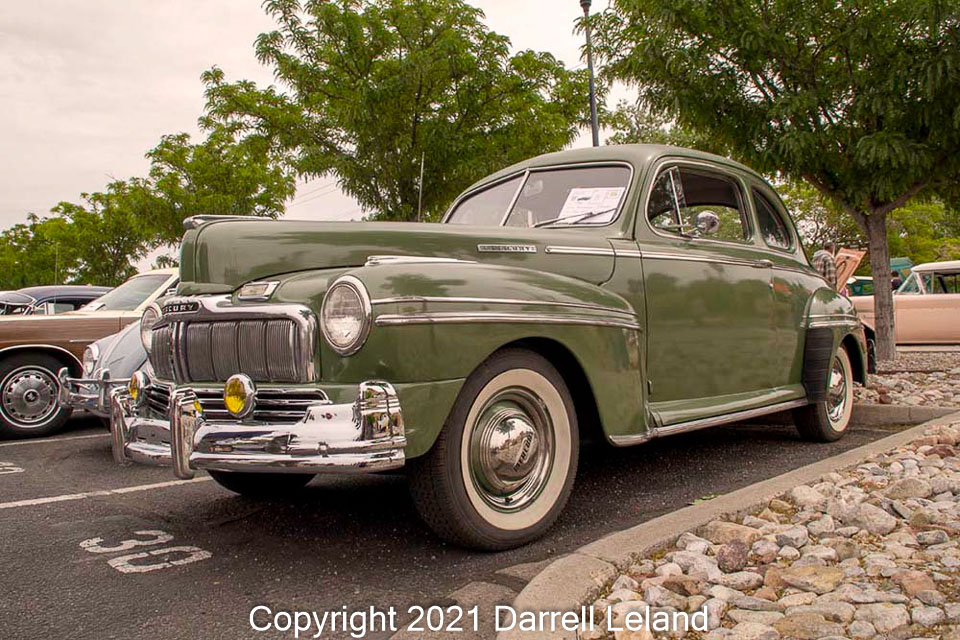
[853,260,960,344]
[0,268,178,438]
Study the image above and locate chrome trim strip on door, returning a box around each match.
[614,249,643,258]
[641,251,762,269]
[609,398,809,446]
[544,246,617,257]
[374,311,641,331]
[370,296,636,317]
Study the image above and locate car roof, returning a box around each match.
[462,144,764,193]
[911,260,960,273]
[15,284,112,299]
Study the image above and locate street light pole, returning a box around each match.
[580,0,600,147]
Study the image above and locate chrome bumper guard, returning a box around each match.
[57,367,128,417]
[110,381,406,478]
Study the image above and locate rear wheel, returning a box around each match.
[793,346,854,442]
[0,354,73,438]
[409,348,579,550]
[207,471,315,497]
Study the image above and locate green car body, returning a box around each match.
[112,144,867,548]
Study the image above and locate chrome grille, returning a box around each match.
[150,318,307,383]
[194,388,327,424]
[141,384,326,425]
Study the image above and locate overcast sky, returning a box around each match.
[0,0,620,231]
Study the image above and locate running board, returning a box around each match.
[609,399,809,447]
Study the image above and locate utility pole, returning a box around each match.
[417,152,426,222]
[580,0,600,147]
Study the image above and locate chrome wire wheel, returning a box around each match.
[825,349,854,432]
[1,366,59,428]
[459,368,573,532]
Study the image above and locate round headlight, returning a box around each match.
[129,370,150,406]
[140,305,161,355]
[320,276,371,356]
[223,374,256,419]
[82,344,99,377]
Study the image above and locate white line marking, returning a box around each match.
[0,477,211,510]
[0,433,110,448]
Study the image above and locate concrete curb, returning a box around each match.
[850,403,956,427]
[497,410,960,640]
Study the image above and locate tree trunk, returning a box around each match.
[863,212,897,361]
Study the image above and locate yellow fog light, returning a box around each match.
[129,371,150,407]
[223,374,256,419]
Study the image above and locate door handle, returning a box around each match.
[754,259,774,268]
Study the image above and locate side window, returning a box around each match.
[648,166,750,242]
[502,165,631,228]
[899,272,922,294]
[446,175,523,225]
[752,189,793,250]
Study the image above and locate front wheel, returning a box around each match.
[0,354,73,438]
[793,346,854,442]
[208,471,315,497]
[409,349,579,550]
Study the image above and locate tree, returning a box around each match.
[200,0,591,221]
[594,0,960,360]
[137,125,296,248]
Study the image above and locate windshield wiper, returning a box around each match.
[532,207,618,228]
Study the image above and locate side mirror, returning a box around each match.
[695,210,721,236]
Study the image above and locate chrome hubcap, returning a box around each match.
[827,355,849,427]
[469,388,553,512]
[2,367,58,427]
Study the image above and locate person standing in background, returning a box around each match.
[891,270,903,290]
[813,241,838,290]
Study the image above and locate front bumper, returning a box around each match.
[58,367,128,417]
[110,381,406,478]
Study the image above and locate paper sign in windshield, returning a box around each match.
[558,187,625,223]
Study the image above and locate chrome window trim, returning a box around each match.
[154,295,318,383]
[750,185,799,254]
[641,158,757,246]
[374,311,641,331]
[370,295,636,318]
[442,161,635,229]
[544,245,616,257]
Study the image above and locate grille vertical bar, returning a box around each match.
[152,325,176,380]
[185,323,215,381]
[266,319,298,381]
[211,322,240,381]
[238,321,269,380]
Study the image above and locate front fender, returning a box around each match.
[320,261,645,457]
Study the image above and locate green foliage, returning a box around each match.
[200,0,591,221]
[138,125,295,247]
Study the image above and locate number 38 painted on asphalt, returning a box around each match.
[0,461,24,475]
[79,529,211,574]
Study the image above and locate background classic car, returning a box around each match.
[0,268,177,438]
[853,260,960,344]
[0,285,112,315]
[113,145,866,550]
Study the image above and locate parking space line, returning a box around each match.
[0,477,212,510]
[0,433,111,448]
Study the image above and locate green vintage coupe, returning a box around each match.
[111,145,867,549]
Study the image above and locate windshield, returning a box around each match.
[83,274,170,311]
[0,291,35,314]
[446,165,631,228]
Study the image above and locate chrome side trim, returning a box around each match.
[614,249,643,258]
[476,244,537,254]
[375,311,641,331]
[609,399,809,446]
[544,245,616,257]
[808,320,860,329]
[641,251,762,269]
[808,313,859,321]
[365,255,476,267]
[370,296,636,317]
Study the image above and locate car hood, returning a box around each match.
[179,220,617,293]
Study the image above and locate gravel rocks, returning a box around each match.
[856,352,960,407]
[589,421,960,639]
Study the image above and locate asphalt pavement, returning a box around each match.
[0,415,902,639]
